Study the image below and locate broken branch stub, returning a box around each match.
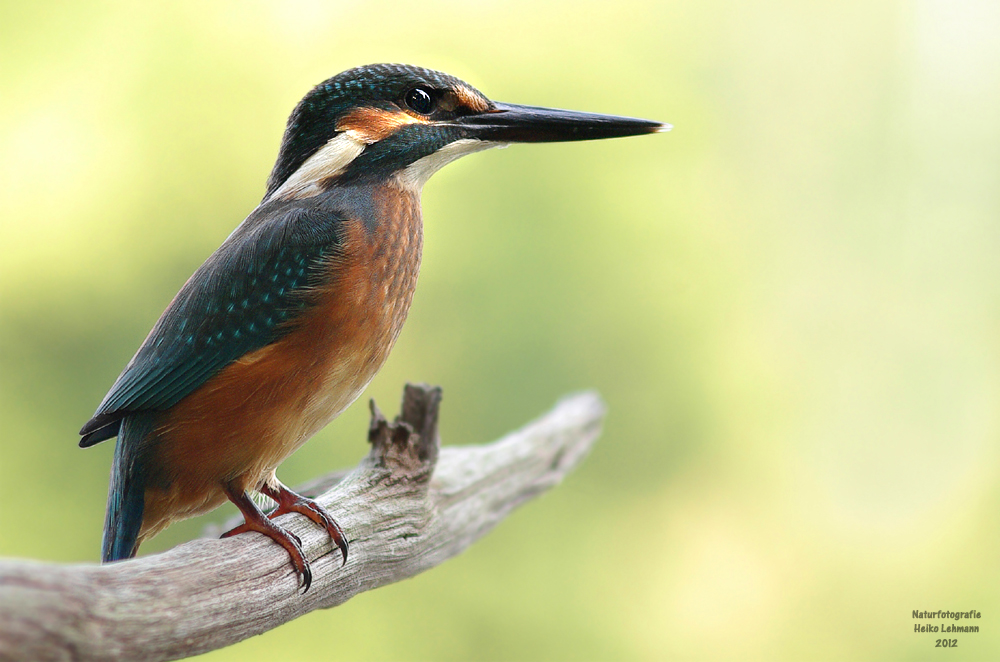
[367,382,442,476]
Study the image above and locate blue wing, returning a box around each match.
[79,203,344,446]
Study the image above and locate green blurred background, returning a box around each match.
[2,0,999,659]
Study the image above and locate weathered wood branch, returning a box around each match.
[0,384,605,662]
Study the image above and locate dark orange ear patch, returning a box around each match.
[337,108,428,143]
[452,86,490,113]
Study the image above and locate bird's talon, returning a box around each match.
[223,486,316,593]
[260,482,349,566]
[299,562,313,592]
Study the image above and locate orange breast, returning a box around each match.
[139,185,423,539]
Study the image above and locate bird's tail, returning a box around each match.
[101,413,154,563]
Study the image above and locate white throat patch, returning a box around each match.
[395,139,500,192]
[270,132,367,200]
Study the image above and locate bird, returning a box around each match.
[79,63,667,591]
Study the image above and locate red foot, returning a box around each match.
[259,482,349,566]
[222,486,313,591]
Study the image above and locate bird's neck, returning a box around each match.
[321,181,423,241]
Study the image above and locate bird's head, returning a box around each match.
[265,63,667,201]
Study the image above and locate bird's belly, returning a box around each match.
[288,208,423,454]
[286,317,398,453]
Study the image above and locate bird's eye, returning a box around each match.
[404,87,435,115]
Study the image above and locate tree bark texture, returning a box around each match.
[0,384,605,662]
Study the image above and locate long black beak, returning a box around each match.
[457,102,669,142]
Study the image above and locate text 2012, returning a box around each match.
[935,639,958,648]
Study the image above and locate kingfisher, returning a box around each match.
[79,63,666,590]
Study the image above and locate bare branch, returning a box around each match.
[0,385,605,662]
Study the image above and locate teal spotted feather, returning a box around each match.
[79,204,343,446]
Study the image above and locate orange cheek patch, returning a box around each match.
[337,107,428,143]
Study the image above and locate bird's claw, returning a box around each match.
[261,483,349,567]
[222,486,316,592]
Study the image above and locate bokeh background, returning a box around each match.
[2,0,999,659]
